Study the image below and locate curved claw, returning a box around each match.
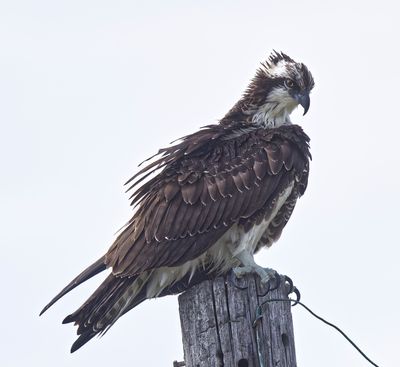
[284,275,294,294]
[291,286,301,306]
[257,281,271,298]
[269,271,281,291]
[283,275,300,305]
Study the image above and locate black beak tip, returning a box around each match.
[296,93,310,116]
[301,95,310,116]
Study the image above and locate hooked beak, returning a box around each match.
[295,92,310,115]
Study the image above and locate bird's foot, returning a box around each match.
[233,250,279,285]
[233,265,278,284]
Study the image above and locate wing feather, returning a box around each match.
[163,181,180,202]
[205,176,220,201]
[212,197,229,228]
[201,195,222,232]
[160,196,182,239]
[200,179,212,205]
[229,190,247,221]
[242,182,262,217]
[253,150,269,180]
[147,200,168,241]
[193,198,214,233]
[232,168,246,192]
[104,124,311,275]
[215,173,232,198]
[239,166,254,189]
[221,189,240,225]
[170,198,190,239]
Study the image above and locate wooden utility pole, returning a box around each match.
[177,272,297,367]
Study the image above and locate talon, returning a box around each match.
[282,275,301,305]
[269,271,281,291]
[291,286,301,306]
[284,275,294,294]
[258,280,271,297]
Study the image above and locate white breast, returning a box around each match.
[231,180,295,255]
[145,180,295,298]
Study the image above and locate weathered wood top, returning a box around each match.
[178,272,297,367]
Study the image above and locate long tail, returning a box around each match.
[62,273,146,352]
[63,268,216,353]
[40,256,107,316]
[40,255,146,353]
[41,258,217,353]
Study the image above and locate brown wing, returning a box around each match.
[105,124,311,276]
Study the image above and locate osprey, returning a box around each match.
[41,51,314,352]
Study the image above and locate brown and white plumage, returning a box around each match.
[40,51,314,352]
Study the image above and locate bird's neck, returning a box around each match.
[221,99,295,128]
[248,102,293,128]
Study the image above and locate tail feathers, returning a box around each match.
[70,331,97,353]
[63,273,147,353]
[49,262,219,353]
[40,256,107,316]
[77,269,209,341]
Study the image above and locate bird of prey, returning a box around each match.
[40,51,314,352]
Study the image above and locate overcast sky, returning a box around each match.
[1,1,399,366]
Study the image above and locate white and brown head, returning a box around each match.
[223,51,315,128]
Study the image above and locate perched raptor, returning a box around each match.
[41,51,314,352]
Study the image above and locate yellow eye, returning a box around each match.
[284,79,294,88]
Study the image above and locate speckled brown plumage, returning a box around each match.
[40,51,314,352]
[63,123,310,351]
[106,123,310,276]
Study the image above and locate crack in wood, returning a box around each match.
[178,273,297,367]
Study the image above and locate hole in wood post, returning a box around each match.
[216,349,224,365]
[282,333,289,347]
[238,358,249,367]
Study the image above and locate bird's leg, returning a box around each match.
[233,250,277,284]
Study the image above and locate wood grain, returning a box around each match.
[178,272,297,367]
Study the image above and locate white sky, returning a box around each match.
[1,1,399,366]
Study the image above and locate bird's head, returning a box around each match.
[224,51,314,128]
